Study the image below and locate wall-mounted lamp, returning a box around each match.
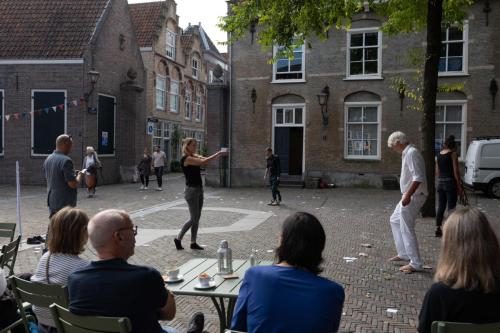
[251,88,257,113]
[398,85,406,112]
[490,78,498,110]
[84,69,101,103]
[317,85,330,127]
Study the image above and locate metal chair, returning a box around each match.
[7,275,70,332]
[50,303,132,333]
[0,235,21,276]
[431,321,500,333]
[0,223,16,243]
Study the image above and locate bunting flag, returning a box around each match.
[3,98,82,122]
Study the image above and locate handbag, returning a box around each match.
[458,182,469,206]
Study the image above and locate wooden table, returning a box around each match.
[166,258,272,333]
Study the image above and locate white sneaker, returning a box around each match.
[157,187,162,191]
[144,186,148,190]
[140,185,145,190]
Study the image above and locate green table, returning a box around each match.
[166,258,272,333]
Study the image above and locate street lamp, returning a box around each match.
[317,85,330,127]
[84,69,101,103]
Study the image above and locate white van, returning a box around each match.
[463,137,500,198]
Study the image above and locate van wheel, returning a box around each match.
[488,179,500,199]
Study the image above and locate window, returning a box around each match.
[152,121,172,153]
[345,103,381,159]
[195,131,204,153]
[185,88,192,120]
[166,29,176,59]
[192,58,199,79]
[0,90,3,155]
[272,44,305,82]
[169,80,179,113]
[98,94,116,155]
[436,102,466,157]
[209,70,214,83]
[156,75,166,110]
[347,29,382,78]
[439,24,468,75]
[32,90,66,156]
[274,107,304,126]
[195,94,202,121]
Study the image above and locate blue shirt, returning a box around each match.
[231,265,345,333]
[68,258,168,333]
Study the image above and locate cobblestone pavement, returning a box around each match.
[2,174,500,333]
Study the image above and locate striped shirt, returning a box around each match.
[31,252,89,327]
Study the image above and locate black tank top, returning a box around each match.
[180,155,202,187]
[437,152,454,179]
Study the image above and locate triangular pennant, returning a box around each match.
[30,111,34,115]
[5,115,10,121]
[43,108,49,114]
[58,104,65,110]
[13,113,20,120]
[51,106,57,112]
[21,112,28,119]
[72,100,78,106]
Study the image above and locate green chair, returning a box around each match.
[7,276,69,332]
[50,303,132,333]
[0,235,21,276]
[431,321,500,333]
[0,223,16,243]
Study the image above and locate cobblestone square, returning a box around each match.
[3,174,500,333]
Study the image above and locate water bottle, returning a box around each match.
[249,249,256,266]
[217,240,233,275]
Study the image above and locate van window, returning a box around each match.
[480,144,500,169]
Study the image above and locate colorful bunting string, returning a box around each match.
[4,98,83,122]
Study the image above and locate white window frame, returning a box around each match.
[192,57,199,79]
[438,22,469,77]
[344,102,382,160]
[169,80,179,113]
[97,93,117,157]
[436,100,467,158]
[345,28,383,80]
[185,89,192,120]
[0,89,4,156]
[31,89,67,157]
[271,103,306,175]
[195,94,202,122]
[156,74,166,110]
[166,29,176,60]
[272,44,306,83]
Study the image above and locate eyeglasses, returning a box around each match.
[117,224,138,236]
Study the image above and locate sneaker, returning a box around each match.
[174,238,184,250]
[276,199,281,206]
[144,186,148,190]
[267,200,276,206]
[190,243,205,250]
[140,185,145,190]
[187,312,205,333]
[157,187,162,191]
[435,227,442,238]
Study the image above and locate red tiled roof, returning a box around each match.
[129,1,165,48]
[0,0,110,59]
[180,34,193,50]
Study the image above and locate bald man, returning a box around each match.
[43,134,83,217]
[67,209,178,333]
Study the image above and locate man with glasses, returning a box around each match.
[67,209,206,333]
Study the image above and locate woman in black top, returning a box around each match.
[174,138,226,250]
[418,208,500,333]
[137,147,152,190]
[435,135,462,237]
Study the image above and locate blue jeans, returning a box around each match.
[270,176,281,201]
[436,178,457,227]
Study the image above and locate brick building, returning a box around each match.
[227,1,500,187]
[0,0,147,185]
[130,0,216,166]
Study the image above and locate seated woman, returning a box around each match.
[418,207,500,333]
[231,212,345,333]
[31,207,90,333]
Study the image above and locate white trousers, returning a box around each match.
[389,194,426,269]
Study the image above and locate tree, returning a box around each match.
[221,0,474,216]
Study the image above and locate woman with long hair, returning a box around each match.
[231,212,345,333]
[137,147,152,190]
[174,138,226,250]
[418,208,500,333]
[31,207,90,333]
[82,146,101,198]
[435,135,462,237]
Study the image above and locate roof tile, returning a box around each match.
[129,1,164,48]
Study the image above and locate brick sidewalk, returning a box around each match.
[2,175,500,332]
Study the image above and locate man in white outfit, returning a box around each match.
[387,131,427,274]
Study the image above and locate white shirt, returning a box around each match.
[400,144,428,196]
[153,151,166,167]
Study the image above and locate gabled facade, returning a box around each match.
[0,0,146,184]
[130,0,208,165]
[228,1,500,187]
